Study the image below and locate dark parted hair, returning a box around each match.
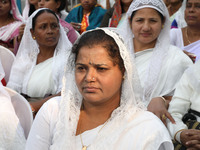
[32,9,59,30]
[71,29,125,73]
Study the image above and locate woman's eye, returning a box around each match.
[40,24,46,29]
[136,19,142,22]
[76,66,85,71]
[97,67,107,71]
[150,19,157,23]
[51,24,58,29]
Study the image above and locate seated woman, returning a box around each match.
[38,0,79,44]
[167,61,200,149]
[0,0,23,53]
[7,8,72,114]
[0,59,26,150]
[100,0,133,28]
[119,0,192,124]
[25,28,173,150]
[170,0,200,63]
[65,0,106,34]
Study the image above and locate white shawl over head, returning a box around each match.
[119,0,171,102]
[7,8,72,95]
[50,28,146,149]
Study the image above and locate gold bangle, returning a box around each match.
[174,129,186,143]
[160,96,166,105]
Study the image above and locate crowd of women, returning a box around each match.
[0,0,200,149]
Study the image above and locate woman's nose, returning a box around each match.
[85,69,96,82]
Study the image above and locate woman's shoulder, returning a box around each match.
[168,45,192,64]
[41,96,61,113]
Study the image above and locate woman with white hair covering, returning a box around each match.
[26,28,173,150]
[119,0,192,124]
[170,0,187,28]
[0,60,26,150]
[0,0,23,52]
[7,8,72,113]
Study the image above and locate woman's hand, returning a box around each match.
[147,97,175,125]
[181,129,200,150]
[17,24,26,42]
[70,22,81,32]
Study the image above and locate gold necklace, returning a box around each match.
[79,119,110,150]
[186,27,191,44]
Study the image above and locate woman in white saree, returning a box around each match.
[119,0,192,124]
[7,8,72,113]
[25,28,173,150]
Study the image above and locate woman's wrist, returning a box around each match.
[174,129,186,143]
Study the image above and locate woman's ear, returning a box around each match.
[30,29,35,40]
[56,1,61,10]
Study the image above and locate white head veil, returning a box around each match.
[119,0,171,102]
[50,28,145,149]
[174,0,187,28]
[7,8,72,95]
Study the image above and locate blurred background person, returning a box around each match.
[100,0,133,28]
[65,0,106,34]
[0,0,23,53]
[170,0,200,63]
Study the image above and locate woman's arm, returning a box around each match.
[30,92,61,114]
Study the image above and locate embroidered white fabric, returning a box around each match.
[7,8,72,95]
[50,28,146,149]
[119,0,171,102]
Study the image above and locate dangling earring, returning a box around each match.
[33,36,36,40]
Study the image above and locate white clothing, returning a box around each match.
[26,28,172,149]
[97,0,115,9]
[7,8,72,97]
[0,60,26,150]
[119,0,192,103]
[170,28,200,62]
[135,46,192,104]
[26,97,173,150]
[170,0,187,28]
[167,60,200,142]
[27,58,56,98]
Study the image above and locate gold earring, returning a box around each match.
[33,36,36,40]
[162,25,164,29]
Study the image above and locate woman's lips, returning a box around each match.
[83,87,99,93]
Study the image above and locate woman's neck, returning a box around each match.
[183,26,200,45]
[168,1,182,16]
[36,47,55,64]
[0,14,14,28]
[122,2,132,13]
[133,38,156,53]
[76,97,120,135]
